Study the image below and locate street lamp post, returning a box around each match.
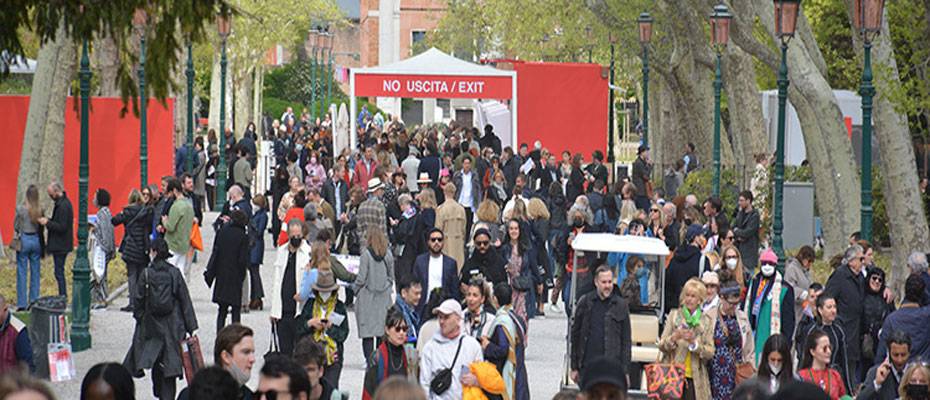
[326,31,334,120]
[638,12,654,147]
[72,39,92,352]
[852,0,885,242]
[186,41,195,173]
[710,4,732,197]
[608,32,617,164]
[134,9,149,188]
[309,27,318,119]
[317,29,328,118]
[215,11,231,211]
[773,0,801,272]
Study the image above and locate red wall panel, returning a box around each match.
[515,62,608,160]
[0,96,175,245]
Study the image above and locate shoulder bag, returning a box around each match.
[429,336,463,396]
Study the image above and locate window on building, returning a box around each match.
[411,30,427,45]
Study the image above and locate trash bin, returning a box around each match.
[28,296,68,380]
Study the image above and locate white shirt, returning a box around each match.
[459,171,474,208]
[428,254,443,296]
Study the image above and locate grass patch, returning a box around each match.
[0,247,128,308]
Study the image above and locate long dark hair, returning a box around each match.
[80,362,135,400]
[757,334,793,387]
[506,219,529,256]
[801,329,830,370]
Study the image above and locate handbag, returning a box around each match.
[10,232,21,252]
[644,363,686,400]
[716,308,756,385]
[190,222,203,251]
[512,275,534,292]
[180,335,205,383]
[264,321,280,359]
[429,337,463,396]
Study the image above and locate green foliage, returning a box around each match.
[262,96,291,123]
[805,0,860,90]
[263,59,347,116]
[884,0,930,137]
[871,167,891,247]
[677,168,743,213]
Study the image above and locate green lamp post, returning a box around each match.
[608,31,617,164]
[852,0,885,243]
[772,0,801,272]
[71,39,92,352]
[326,31,334,119]
[186,41,195,173]
[638,12,653,147]
[710,4,732,197]
[215,11,231,211]
[134,9,149,188]
[309,27,319,119]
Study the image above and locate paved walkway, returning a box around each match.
[49,211,569,399]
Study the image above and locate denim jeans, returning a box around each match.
[52,252,69,297]
[15,233,41,308]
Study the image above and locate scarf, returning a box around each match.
[312,294,338,365]
[745,272,784,364]
[395,299,419,343]
[681,306,702,328]
[489,306,526,400]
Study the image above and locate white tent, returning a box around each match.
[349,48,517,151]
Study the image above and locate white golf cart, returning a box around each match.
[561,233,670,397]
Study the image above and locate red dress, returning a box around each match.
[798,368,846,400]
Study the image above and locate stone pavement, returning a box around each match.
[48,211,569,399]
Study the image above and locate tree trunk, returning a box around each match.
[253,65,264,134]
[844,3,930,292]
[723,45,767,186]
[17,24,65,205]
[38,36,77,198]
[209,49,222,136]
[751,0,861,257]
[94,32,120,97]
[234,66,253,140]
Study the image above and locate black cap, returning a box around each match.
[580,356,627,392]
[637,144,650,154]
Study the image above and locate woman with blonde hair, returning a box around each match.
[470,199,502,248]
[411,188,438,257]
[658,278,716,400]
[13,185,44,310]
[355,227,395,365]
[899,361,930,400]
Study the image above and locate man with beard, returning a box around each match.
[460,229,508,295]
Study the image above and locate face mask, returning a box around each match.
[726,258,738,270]
[906,384,929,399]
[319,291,332,301]
[635,267,649,279]
[289,237,303,248]
[573,219,584,228]
[761,264,776,277]
[768,362,782,375]
[228,363,250,386]
[712,263,721,272]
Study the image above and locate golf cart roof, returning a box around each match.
[570,233,670,256]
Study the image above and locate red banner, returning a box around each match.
[354,73,512,99]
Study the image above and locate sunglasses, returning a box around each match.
[650,209,660,213]
[475,240,490,247]
[725,235,735,240]
[870,276,883,282]
[255,390,290,400]
[390,324,409,332]
[429,237,444,243]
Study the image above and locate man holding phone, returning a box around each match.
[857,331,911,400]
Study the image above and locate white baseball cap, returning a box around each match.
[432,299,464,318]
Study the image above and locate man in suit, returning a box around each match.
[857,331,910,400]
[413,228,460,317]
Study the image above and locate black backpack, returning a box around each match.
[144,265,175,317]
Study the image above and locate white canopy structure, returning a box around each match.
[349,48,517,151]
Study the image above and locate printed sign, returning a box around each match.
[354,74,513,99]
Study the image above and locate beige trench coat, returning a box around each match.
[435,199,467,270]
[658,309,717,400]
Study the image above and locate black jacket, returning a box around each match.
[584,163,609,192]
[856,363,901,400]
[664,244,708,310]
[205,222,250,306]
[322,178,349,217]
[461,247,508,287]
[413,253,459,317]
[45,192,74,254]
[825,264,866,361]
[566,168,585,204]
[745,273,796,346]
[571,286,631,372]
[112,204,154,265]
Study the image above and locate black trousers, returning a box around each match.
[362,337,382,365]
[52,252,68,297]
[249,264,264,300]
[277,314,298,356]
[216,303,241,333]
[126,260,146,309]
[464,206,474,250]
[152,355,176,400]
[323,342,344,389]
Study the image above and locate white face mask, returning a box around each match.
[768,361,783,375]
[726,258,738,270]
[761,264,776,277]
[319,291,332,301]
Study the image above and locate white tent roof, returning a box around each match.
[353,48,514,77]
[570,233,670,256]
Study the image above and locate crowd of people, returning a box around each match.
[5,106,930,400]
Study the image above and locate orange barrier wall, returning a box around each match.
[0,96,175,245]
